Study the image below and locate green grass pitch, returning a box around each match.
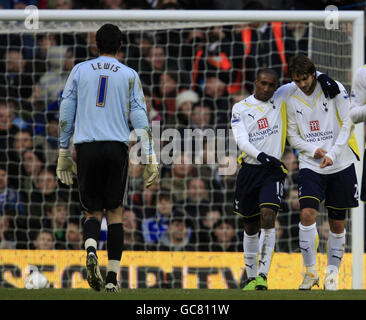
[0,288,365,300]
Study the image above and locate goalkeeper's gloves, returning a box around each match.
[257,152,283,169]
[317,73,340,99]
[143,154,159,189]
[56,148,77,186]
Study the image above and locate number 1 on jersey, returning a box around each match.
[96,75,108,107]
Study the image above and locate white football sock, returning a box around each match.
[299,222,318,270]
[258,228,275,276]
[243,231,259,279]
[327,229,345,273]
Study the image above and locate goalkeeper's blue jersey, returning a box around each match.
[59,55,147,148]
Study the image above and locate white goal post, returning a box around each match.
[0,9,364,289]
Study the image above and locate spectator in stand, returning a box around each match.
[101,0,125,9]
[274,218,289,252]
[280,186,301,252]
[284,22,309,65]
[19,148,45,193]
[25,166,68,240]
[174,90,199,130]
[215,154,238,215]
[0,101,19,152]
[143,85,163,123]
[127,179,159,219]
[197,207,222,251]
[35,45,71,106]
[205,217,241,252]
[121,209,145,250]
[141,191,174,246]
[236,2,289,93]
[32,229,55,250]
[190,102,213,131]
[33,110,59,166]
[157,210,196,251]
[13,129,33,155]
[65,219,84,250]
[155,70,185,124]
[53,0,73,9]
[281,147,299,196]
[318,217,330,254]
[0,166,25,216]
[0,49,43,112]
[42,201,68,249]
[0,215,16,249]
[179,177,210,218]
[160,152,197,203]
[191,25,244,98]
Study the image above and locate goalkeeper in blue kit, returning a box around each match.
[57,24,159,292]
[231,68,340,290]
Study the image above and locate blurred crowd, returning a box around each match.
[0,0,359,252]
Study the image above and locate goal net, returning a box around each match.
[0,9,363,289]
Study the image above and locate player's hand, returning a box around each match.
[56,148,77,186]
[317,73,340,99]
[143,154,159,189]
[314,148,327,159]
[320,155,333,168]
[257,152,282,169]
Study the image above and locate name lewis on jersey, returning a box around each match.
[91,62,120,73]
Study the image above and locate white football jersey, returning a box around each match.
[350,65,366,124]
[231,84,294,165]
[286,80,359,174]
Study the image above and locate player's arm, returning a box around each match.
[129,71,158,188]
[57,66,78,185]
[325,82,354,164]
[286,102,319,158]
[231,104,282,168]
[350,66,366,124]
[231,104,261,159]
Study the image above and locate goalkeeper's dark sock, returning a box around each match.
[106,223,124,283]
[106,271,117,286]
[83,217,101,257]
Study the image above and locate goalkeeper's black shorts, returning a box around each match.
[233,163,286,222]
[75,141,129,212]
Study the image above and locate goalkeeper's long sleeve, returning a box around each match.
[59,67,78,149]
[130,108,154,156]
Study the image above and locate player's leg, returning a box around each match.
[242,218,261,290]
[324,212,346,291]
[233,164,261,291]
[256,206,277,290]
[324,164,359,290]
[105,206,124,292]
[84,211,104,291]
[256,179,283,290]
[76,142,105,291]
[102,141,129,292]
[297,169,325,290]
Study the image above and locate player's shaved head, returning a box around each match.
[254,69,278,102]
[96,24,123,55]
[256,68,279,82]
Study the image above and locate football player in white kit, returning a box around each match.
[286,54,359,291]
